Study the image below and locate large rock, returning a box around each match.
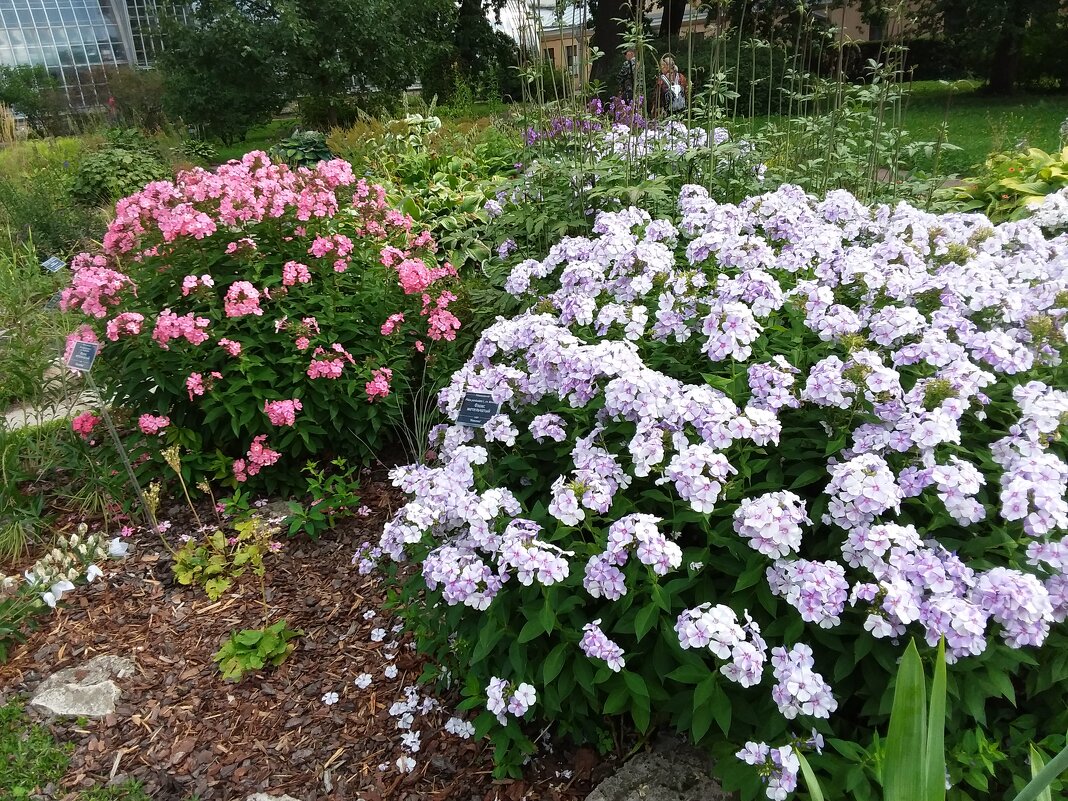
[30,654,135,718]
[586,736,732,801]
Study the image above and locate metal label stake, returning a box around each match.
[65,342,162,540]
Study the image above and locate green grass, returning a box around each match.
[0,700,187,800]
[215,118,298,163]
[0,699,72,797]
[899,81,1067,173]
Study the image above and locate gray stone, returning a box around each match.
[246,795,301,801]
[586,736,732,801]
[30,655,135,718]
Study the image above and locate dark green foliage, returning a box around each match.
[71,138,169,205]
[0,65,67,135]
[269,130,333,168]
[158,0,289,144]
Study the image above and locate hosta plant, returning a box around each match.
[213,619,300,681]
[368,184,1068,799]
[60,152,462,490]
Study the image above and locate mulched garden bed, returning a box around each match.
[0,477,617,801]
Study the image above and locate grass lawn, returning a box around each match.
[214,118,299,163]
[901,81,1068,173]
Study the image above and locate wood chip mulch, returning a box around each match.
[0,478,617,801]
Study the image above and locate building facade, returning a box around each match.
[0,0,171,108]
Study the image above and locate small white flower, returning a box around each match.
[362,610,375,620]
[107,538,129,558]
[41,591,58,609]
[444,717,475,739]
[354,673,373,689]
[85,564,103,582]
[391,623,404,633]
[322,691,339,706]
[401,730,421,752]
[370,627,387,642]
[688,561,704,572]
[377,762,389,772]
[384,665,398,679]
[396,755,416,773]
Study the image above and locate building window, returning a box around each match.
[565,44,576,67]
[543,47,555,64]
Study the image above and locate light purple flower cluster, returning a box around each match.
[675,604,767,687]
[769,644,837,719]
[579,619,626,672]
[734,491,809,558]
[486,677,536,725]
[737,742,800,801]
[374,183,1068,790]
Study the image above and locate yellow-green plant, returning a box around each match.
[212,619,300,681]
[943,146,1068,222]
[172,514,281,602]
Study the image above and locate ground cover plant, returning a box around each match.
[59,151,464,491]
[370,184,1068,800]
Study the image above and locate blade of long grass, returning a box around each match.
[795,751,825,801]
[923,638,947,801]
[1012,741,1068,801]
[884,639,927,801]
[1026,745,1052,801]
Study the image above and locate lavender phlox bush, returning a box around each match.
[374,182,1068,796]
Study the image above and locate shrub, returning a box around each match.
[269,130,333,169]
[71,132,170,205]
[941,145,1068,222]
[61,152,463,491]
[371,185,1068,799]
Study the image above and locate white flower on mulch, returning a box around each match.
[354,673,373,689]
[370,627,386,642]
[361,610,375,620]
[444,717,475,739]
[384,665,398,679]
[400,731,421,753]
[108,538,129,558]
[322,691,339,706]
[396,755,416,773]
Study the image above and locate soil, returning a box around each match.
[0,478,617,801]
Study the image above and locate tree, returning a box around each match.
[158,0,289,144]
[0,65,65,134]
[277,0,454,127]
[857,0,1067,93]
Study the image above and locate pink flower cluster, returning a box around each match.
[307,344,355,380]
[486,677,536,725]
[72,411,101,440]
[282,261,312,286]
[264,398,302,427]
[365,367,393,400]
[138,414,171,435]
[61,254,136,318]
[181,274,215,296]
[152,310,210,349]
[223,281,263,318]
[186,370,222,400]
[105,312,144,341]
[232,435,281,483]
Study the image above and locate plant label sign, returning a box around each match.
[45,291,63,311]
[65,341,99,372]
[41,256,65,273]
[456,392,500,428]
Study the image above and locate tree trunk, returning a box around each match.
[659,0,685,38]
[985,20,1019,94]
[591,0,627,88]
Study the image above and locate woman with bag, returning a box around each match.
[654,55,688,118]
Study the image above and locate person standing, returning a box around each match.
[653,55,688,118]
[617,48,636,102]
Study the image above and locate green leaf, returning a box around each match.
[518,618,543,643]
[635,604,659,641]
[667,663,710,685]
[1012,741,1068,801]
[538,599,556,635]
[796,751,826,801]
[543,644,567,684]
[1026,746,1053,801]
[623,670,649,700]
[884,640,927,801]
[923,639,947,801]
